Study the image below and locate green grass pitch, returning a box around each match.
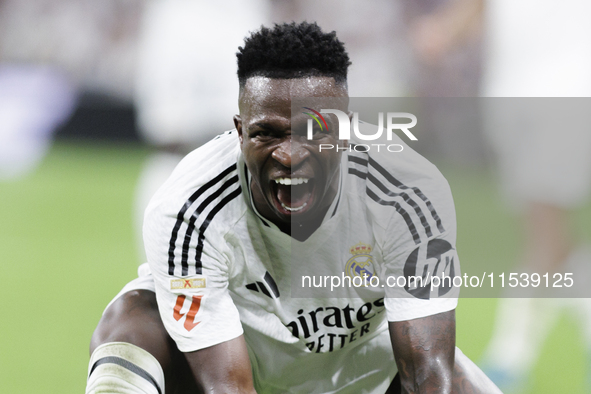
[0,142,587,393]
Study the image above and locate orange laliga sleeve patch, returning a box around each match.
[172,294,203,331]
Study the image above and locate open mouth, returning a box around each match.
[272,177,315,214]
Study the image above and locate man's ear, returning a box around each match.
[233,115,243,144]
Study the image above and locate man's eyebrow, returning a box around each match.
[249,121,288,133]
[249,121,275,129]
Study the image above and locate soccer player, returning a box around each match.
[86,22,500,393]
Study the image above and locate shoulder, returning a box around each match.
[346,123,449,194]
[345,129,456,245]
[145,130,247,246]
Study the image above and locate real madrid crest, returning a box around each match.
[345,242,376,281]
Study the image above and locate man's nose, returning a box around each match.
[271,137,309,168]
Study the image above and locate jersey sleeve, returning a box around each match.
[374,165,460,322]
[143,166,244,352]
[381,233,460,322]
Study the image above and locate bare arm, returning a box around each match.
[389,310,456,393]
[185,335,257,394]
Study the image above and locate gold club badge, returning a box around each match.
[345,242,376,280]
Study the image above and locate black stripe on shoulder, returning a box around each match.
[167,164,237,276]
[348,153,369,167]
[347,153,369,179]
[366,188,421,244]
[368,157,445,233]
[367,172,433,238]
[89,356,162,394]
[180,175,239,276]
[348,167,368,180]
[194,186,243,275]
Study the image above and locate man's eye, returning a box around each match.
[251,129,272,138]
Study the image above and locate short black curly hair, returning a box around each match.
[237,22,351,87]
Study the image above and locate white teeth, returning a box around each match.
[274,178,311,212]
[274,177,309,186]
[281,202,307,212]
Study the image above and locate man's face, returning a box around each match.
[234,76,348,228]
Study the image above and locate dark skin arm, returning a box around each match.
[185,335,257,394]
[187,309,495,394]
[181,310,498,394]
[389,310,456,393]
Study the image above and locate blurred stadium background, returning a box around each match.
[0,1,589,393]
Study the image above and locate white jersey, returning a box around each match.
[143,129,459,393]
